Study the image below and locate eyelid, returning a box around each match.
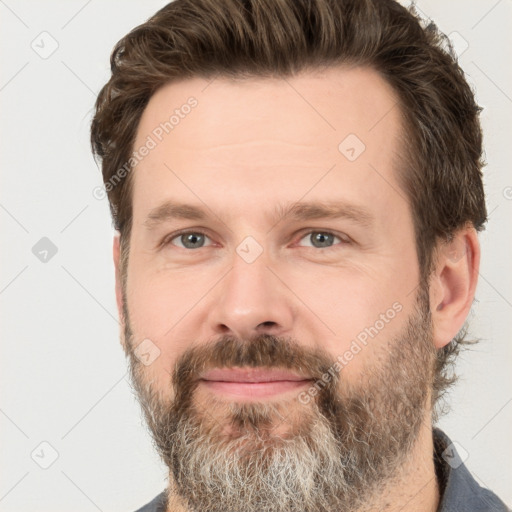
[293,229,352,248]
[160,228,215,249]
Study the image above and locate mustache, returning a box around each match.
[171,333,339,397]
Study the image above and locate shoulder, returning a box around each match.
[433,428,510,512]
[132,490,167,512]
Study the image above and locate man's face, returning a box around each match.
[118,66,437,511]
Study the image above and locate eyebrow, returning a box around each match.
[143,199,375,230]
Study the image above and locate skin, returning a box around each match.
[113,66,480,511]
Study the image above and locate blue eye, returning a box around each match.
[297,231,347,249]
[166,231,213,249]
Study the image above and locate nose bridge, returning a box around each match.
[207,238,294,338]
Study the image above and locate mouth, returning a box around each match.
[198,368,313,399]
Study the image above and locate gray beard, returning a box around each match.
[124,287,435,512]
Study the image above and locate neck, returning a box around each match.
[165,419,440,512]
[360,418,440,512]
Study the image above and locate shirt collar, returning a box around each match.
[433,427,509,511]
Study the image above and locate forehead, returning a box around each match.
[130,65,407,227]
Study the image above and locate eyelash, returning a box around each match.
[161,229,351,251]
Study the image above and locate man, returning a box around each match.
[90,0,509,511]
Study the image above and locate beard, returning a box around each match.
[123,284,436,512]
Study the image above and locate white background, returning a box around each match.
[1,1,511,510]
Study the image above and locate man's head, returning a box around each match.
[90,1,485,510]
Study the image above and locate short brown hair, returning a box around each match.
[90,0,487,415]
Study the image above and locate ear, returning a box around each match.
[429,226,480,349]
[113,232,127,352]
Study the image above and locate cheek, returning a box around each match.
[126,266,223,395]
[287,265,412,377]
[126,263,202,336]
[292,263,400,326]
[125,275,182,396]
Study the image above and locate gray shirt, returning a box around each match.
[133,428,510,512]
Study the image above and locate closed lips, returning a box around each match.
[200,368,312,383]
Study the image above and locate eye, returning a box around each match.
[164,230,213,249]
[296,230,349,249]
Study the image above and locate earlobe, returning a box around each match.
[430,227,480,349]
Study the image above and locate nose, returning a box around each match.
[206,248,295,341]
